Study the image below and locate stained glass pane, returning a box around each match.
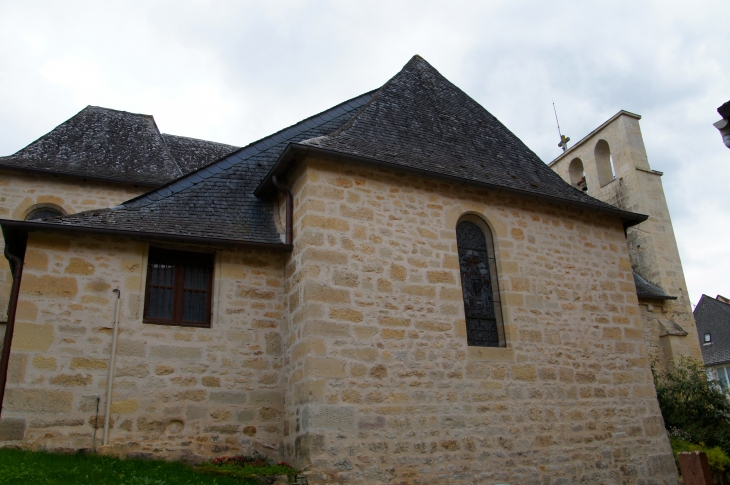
[457,221,499,347]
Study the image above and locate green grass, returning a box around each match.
[0,448,261,484]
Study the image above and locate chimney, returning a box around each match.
[717,295,730,305]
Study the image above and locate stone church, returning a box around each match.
[0,55,700,484]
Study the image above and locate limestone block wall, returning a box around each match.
[281,157,677,484]
[550,114,702,367]
[0,231,287,460]
[0,170,145,322]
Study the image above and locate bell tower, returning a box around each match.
[549,111,702,369]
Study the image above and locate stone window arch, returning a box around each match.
[594,139,616,186]
[456,216,505,347]
[24,203,66,221]
[568,157,587,192]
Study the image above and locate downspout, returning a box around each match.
[103,288,121,445]
[271,175,293,246]
[0,245,24,417]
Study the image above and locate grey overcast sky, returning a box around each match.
[0,0,728,306]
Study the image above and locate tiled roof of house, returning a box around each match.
[0,106,239,186]
[282,56,644,223]
[695,295,730,366]
[28,92,375,246]
[633,271,676,300]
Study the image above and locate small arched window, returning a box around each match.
[25,206,64,221]
[569,158,587,192]
[456,218,504,347]
[594,139,616,186]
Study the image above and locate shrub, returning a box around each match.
[653,357,730,452]
[670,438,730,473]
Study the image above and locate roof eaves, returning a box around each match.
[0,163,162,188]
[254,143,648,228]
[0,218,292,252]
[549,110,642,167]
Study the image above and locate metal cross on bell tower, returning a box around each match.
[553,101,570,153]
[558,134,570,152]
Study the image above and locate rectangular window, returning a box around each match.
[143,247,214,327]
[717,366,730,389]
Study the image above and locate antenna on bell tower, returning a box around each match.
[553,101,570,152]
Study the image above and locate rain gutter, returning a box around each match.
[0,219,293,252]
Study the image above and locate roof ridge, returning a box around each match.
[151,116,184,177]
[306,55,426,144]
[120,89,376,209]
[162,133,239,149]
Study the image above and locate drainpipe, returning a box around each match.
[102,289,121,445]
[0,245,24,417]
[271,175,293,246]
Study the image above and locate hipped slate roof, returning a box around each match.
[695,295,730,366]
[7,55,646,248]
[23,92,374,246]
[162,134,239,175]
[0,106,239,186]
[633,271,676,300]
[257,56,644,225]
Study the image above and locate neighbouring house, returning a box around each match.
[0,55,686,484]
[695,295,730,385]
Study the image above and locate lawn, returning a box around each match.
[0,448,264,484]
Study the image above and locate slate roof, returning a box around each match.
[4,55,647,248]
[162,134,239,175]
[0,106,239,186]
[695,295,730,366]
[21,92,375,246]
[633,271,676,300]
[258,55,643,224]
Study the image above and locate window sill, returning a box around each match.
[143,319,210,329]
[468,345,515,362]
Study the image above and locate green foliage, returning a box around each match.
[670,438,730,473]
[653,357,730,452]
[0,448,258,485]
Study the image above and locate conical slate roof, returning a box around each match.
[290,55,640,218]
[0,106,239,186]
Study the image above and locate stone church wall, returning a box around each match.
[281,156,677,484]
[0,170,145,323]
[0,231,288,460]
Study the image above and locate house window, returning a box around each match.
[715,365,730,389]
[143,247,214,327]
[456,219,504,347]
[705,333,712,343]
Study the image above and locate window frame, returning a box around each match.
[455,215,506,348]
[143,247,215,328]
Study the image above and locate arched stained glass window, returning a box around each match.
[456,219,504,347]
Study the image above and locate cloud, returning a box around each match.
[0,0,728,304]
